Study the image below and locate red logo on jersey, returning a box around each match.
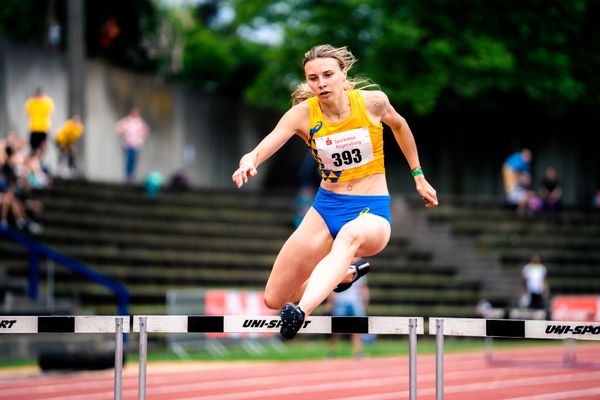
[326,138,332,145]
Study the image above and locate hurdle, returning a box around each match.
[134,315,423,400]
[430,317,600,400]
[0,315,130,399]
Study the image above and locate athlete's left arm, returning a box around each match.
[369,91,438,208]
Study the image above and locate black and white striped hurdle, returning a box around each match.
[430,317,600,400]
[134,315,424,400]
[0,316,130,400]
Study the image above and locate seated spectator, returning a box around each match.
[539,166,563,215]
[144,171,162,199]
[507,173,541,216]
[1,144,43,234]
[24,146,53,190]
[502,148,532,202]
[169,169,190,191]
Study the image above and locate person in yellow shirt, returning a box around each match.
[24,88,55,154]
[54,115,84,178]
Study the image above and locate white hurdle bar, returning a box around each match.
[0,315,130,400]
[429,317,600,400]
[134,315,423,400]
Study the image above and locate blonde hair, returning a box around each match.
[291,44,378,105]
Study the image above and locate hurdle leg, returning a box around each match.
[484,337,494,363]
[563,338,577,366]
[435,318,444,400]
[409,318,417,400]
[138,317,147,400]
[114,317,124,400]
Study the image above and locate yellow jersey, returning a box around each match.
[306,90,384,183]
[24,95,55,132]
[55,119,84,148]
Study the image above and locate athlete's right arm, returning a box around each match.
[232,102,309,188]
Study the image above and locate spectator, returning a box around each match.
[539,166,563,215]
[502,148,532,204]
[54,115,84,179]
[507,172,541,216]
[115,107,149,183]
[24,146,53,191]
[24,87,55,155]
[0,142,43,234]
[169,169,190,191]
[144,171,162,199]
[520,254,548,310]
[326,259,370,359]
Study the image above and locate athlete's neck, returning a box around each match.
[319,91,351,121]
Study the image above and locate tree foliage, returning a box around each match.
[229,0,599,117]
[2,0,598,119]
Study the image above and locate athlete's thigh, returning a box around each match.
[265,207,333,302]
[340,213,391,258]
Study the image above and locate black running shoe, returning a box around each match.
[333,258,370,293]
[279,302,305,340]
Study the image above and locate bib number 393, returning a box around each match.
[314,128,374,171]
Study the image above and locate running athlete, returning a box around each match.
[232,44,438,339]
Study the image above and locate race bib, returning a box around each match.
[314,128,374,171]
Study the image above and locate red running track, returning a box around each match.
[1,343,599,400]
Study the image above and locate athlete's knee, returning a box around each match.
[263,291,285,310]
[335,224,362,249]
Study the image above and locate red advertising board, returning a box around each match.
[551,295,600,322]
[204,289,276,338]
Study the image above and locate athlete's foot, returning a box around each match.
[279,302,305,340]
[340,267,357,284]
[334,259,370,293]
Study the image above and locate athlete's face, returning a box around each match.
[304,57,347,101]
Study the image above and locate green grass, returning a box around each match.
[136,336,563,363]
[0,337,565,369]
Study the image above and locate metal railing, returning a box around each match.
[0,225,129,315]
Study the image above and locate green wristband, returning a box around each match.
[411,168,423,177]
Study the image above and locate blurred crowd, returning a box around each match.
[0,130,49,234]
[502,148,565,218]
[0,88,80,235]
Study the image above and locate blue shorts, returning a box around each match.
[312,187,392,238]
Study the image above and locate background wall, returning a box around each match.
[0,39,276,190]
[1,39,598,204]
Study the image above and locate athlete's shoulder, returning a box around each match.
[288,99,311,119]
[358,90,389,115]
[359,89,388,104]
[279,99,310,136]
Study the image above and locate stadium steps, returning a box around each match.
[421,197,600,306]
[1,179,487,318]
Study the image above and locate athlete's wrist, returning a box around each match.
[411,167,423,177]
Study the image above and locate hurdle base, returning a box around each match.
[38,345,127,371]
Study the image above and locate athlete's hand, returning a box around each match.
[414,175,438,208]
[232,159,257,188]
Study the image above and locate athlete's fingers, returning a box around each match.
[232,168,246,188]
[417,181,438,208]
[232,165,257,188]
